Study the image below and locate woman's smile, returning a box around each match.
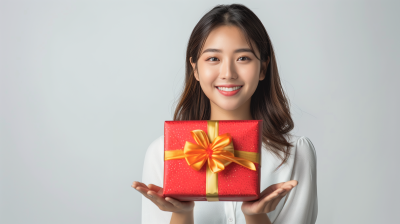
[215,85,243,96]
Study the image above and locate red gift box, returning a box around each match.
[163,120,262,201]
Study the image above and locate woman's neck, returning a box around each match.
[209,99,253,120]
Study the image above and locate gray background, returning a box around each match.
[1,0,399,223]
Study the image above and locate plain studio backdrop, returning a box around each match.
[1,0,399,223]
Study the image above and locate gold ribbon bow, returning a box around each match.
[164,121,260,201]
[166,130,256,173]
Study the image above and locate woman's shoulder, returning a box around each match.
[286,133,317,165]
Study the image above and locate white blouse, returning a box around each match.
[141,134,318,224]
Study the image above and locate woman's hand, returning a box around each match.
[241,180,298,216]
[132,181,195,214]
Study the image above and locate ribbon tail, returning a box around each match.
[208,157,226,173]
[216,154,257,171]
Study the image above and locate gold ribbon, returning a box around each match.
[164,121,260,201]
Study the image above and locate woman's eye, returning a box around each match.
[238,56,250,61]
[207,57,219,61]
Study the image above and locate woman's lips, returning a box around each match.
[215,85,243,96]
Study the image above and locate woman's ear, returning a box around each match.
[190,57,200,81]
[259,56,270,81]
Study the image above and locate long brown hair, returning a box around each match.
[173,4,294,171]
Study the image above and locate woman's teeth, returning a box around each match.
[216,86,242,91]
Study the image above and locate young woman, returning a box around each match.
[132,4,317,224]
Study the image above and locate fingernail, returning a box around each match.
[147,194,153,198]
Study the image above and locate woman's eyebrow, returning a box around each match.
[202,48,253,54]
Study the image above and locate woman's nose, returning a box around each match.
[219,60,238,80]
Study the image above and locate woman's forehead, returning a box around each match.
[201,25,259,56]
[204,26,248,47]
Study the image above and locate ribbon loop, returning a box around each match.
[190,130,210,148]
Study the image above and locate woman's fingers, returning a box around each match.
[148,184,163,195]
[258,188,284,213]
[270,190,287,210]
[132,182,159,201]
[263,188,283,203]
[165,197,182,208]
[259,187,284,202]
[132,181,149,190]
[147,190,171,208]
[259,182,284,198]
[259,180,297,198]
[269,184,296,211]
[133,181,195,214]
[133,181,195,213]
[133,182,164,198]
[241,180,298,215]
[134,185,173,210]
[135,185,153,198]
[135,188,153,200]
[283,180,298,189]
[280,184,295,196]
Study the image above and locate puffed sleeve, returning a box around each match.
[141,136,172,224]
[273,136,318,224]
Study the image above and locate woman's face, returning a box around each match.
[190,25,269,112]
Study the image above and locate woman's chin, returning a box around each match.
[214,102,244,112]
